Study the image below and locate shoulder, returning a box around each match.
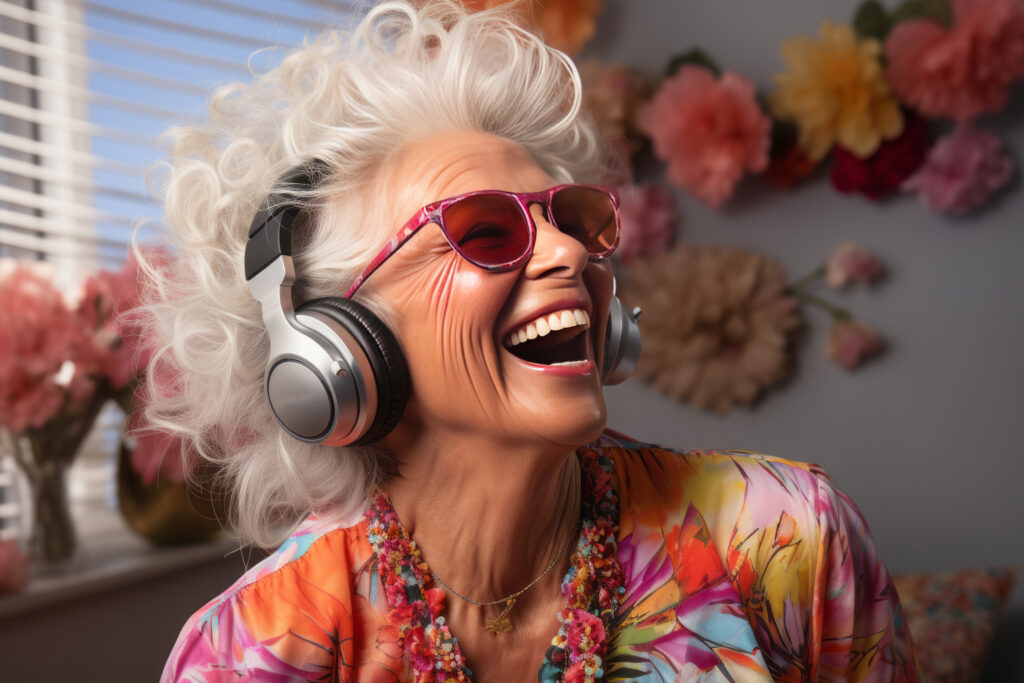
[591,430,919,680]
[161,512,375,682]
[591,429,833,528]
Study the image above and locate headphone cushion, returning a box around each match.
[297,297,409,444]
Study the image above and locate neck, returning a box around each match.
[383,427,582,607]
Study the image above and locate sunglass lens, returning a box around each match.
[442,194,531,267]
[550,187,618,254]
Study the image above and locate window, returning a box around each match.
[0,0,356,547]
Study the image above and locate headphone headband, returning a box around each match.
[244,161,330,281]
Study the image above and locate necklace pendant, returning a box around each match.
[485,598,516,634]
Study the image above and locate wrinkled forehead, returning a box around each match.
[377,130,558,230]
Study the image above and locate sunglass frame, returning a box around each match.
[344,184,619,298]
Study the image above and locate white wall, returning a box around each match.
[591,0,1024,604]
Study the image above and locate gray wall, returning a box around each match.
[590,0,1024,605]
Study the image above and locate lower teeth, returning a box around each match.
[549,360,587,367]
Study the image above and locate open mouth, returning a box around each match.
[503,308,590,366]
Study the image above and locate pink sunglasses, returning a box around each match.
[344,184,620,298]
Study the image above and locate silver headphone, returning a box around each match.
[245,162,642,446]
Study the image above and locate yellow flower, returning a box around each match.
[771,21,903,161]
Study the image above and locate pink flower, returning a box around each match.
[902,123,1013,215]
[885,0,1024,121]
[126,421,185,485]
[125,360,188,484]
[642,66,771,208]
[827,320,883,371]
[614,184,678,263]
[826,243,884,289]
[565,608,605,656]
[0,540,29,595]
[76,248,173,390]
[0,265,96,433]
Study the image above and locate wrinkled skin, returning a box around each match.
[368,131,614,452]
[358,130,614,676]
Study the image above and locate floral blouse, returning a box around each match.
[162,432,919,681]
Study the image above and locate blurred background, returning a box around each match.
[0,0,1020,680]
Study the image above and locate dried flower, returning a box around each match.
[827,319,883,370]
[830,112,931,200]
[462,0,603,55]
[826,243,884,289]
[621,244,802,414]
[885,0,1024,121]
[614,184,678,264]
[642,66,771,208]
[0,540,28,595]
[902,123,1014,215]
[771,21,904,160]
[578,61,652,177]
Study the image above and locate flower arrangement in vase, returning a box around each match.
[0,249,197,565]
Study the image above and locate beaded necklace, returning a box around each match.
[364,449,623,682]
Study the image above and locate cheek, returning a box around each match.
[396,261,512,399]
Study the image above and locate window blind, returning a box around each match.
[0,0,358,544]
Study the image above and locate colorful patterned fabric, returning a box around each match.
[161,432,919,681]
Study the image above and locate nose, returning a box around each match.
[523,204,589,280]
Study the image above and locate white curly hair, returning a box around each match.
[138,0,606,548]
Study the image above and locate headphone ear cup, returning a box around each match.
[602,296,642,386]
[297,297,409,445]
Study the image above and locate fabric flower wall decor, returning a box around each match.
[620,244,802,414]
[885,0,1024,121]
[614,183,678,264]
[902,123,1014,214]
[527,0,1023,216]
[642,65,771,208]
[617,236,890,413]
[771,21,905,161]
[830,113,931,200]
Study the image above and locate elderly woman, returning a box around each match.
[154,2,917,681]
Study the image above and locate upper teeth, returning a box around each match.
[505,308,590,347]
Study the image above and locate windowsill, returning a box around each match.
[0,499,237,621]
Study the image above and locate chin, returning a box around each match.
[530,396,608,450]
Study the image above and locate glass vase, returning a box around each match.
[6,432,77,564]
[3,399,107,565]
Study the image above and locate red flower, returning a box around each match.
[764,143,818,189]
[423,586,445,616]
[404,626,433,673]
[564,662,588,682]
[830,113,930,200]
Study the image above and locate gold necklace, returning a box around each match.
[428,533,576,634]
